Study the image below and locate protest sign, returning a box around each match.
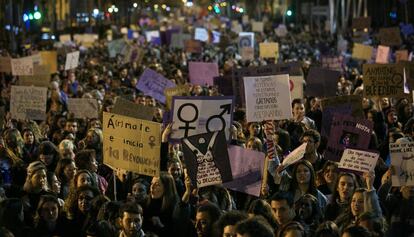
[188,62,219,86]
[243,74,292,122]
[164,85,190,110]
[325,114,373,162]
[136,68,175,104]
[395,50,409,62]
[212,31,221,43]
[223,145,265,197]
[252,21,264,32]
[194,28,209,42]
[321,55,344,72]
[0,57,11,73]
[184,39,202,53]
[170,33,191,49]
[259,43,279,58]
[59,34,71,43]
[19,64,51,87]
[64,51,80,70]
[112,97,154,121]
[351,17,371,31]
[363,64,405,97]
[74,34,98,47]
[108,39,127,58]
[352,43,373,60]
[241,47,254,61]
[39,51,57,73]
[170,96,234,141]
[290,75,304,100]
[389,142,414,187]
[238,32,255,50]
[182,131,232,188]
[379,27,403,47]
[321,95,364,138]
[306,67,341,97]
[11,56,34,76]
[282,142,307,168]
[67,98,99,119]
[275,24,288,37]
[375,45,390,64]
[242,15,249,24]
[103,112,161,177]
[10,86,47,120]
[338,149,379,173]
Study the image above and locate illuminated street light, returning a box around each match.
[133,2,138,8]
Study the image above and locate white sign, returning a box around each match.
[238,32,255,49]
[145,31,160,42]
[282,142,307,167]
[390,142,414,187]
[67,98,99,119]
[195,28,209,42]
[212,31,221,43]
[170,96,234,141]
[339,149,379,173]
[10,86,47,120]
[290,75,304,99]
[11,56,34,76]
[243,74,292,122]
[64,51,80,70]
[252,21,264,32]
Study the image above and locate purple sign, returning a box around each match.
[136,68,175,104]
[223,145,265,197]
[188,62,219,86]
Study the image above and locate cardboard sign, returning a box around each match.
[136,68,175,104]
[188,62,219,86]
[67,98,99,119]
[19,64,51,87]
[10,86,47,120]
[339,149,379,173]
[306,67,342,97]
[11,56,34,76]
[170,96,234,141]
[170,33,191,49]
[112,97,154,121]
[325,115,373,162]
[184,40,202,53]
[122,45,143,65]
[238,32,255,49]
[389,142,414,187]
[241,47,254,61]
[321,55,344,72]
[282,142,307,168]
[379,27,402,46]
[244,74,292,122]
[182,131,232,188]
[375,45,390,64]
[223,145,265,197]
[103,112,161,177]
[65,51,80,70]
[164,85,190,110]
[395,50,409,62]
[0,57,12,73]
[352,17,371,31]
[194,28,209,42]
[252,21,264,32]
[363,64,405,97]
[59,34,71,43]
[259,42,279,58]
[352,43,373,60]
[39,51,57,73]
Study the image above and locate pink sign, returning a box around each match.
[188,62,219,86]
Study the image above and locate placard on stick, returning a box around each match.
[363,64,405,98]
[338,149,379,173]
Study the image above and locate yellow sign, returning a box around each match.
[164,85,190,110]
[259,42,279,59]
[103,112,161,176]
[40,51,57,73]
[352,43,373,60]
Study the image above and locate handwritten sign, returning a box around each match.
[375,45,390,64]
[67,98,99,119]
[0,57,12,73]
[10,86,47,120]
[112,97,154,121]
[188,62,219,86]
[164,85,190,110]
[170,96,234,141]
[352,43,373,60]
[64,51,80,70]
[194,28,209,42]
[363,64,405,97]
[241,47,254,61]
[389,142,414,187]
[259,42,279,58]
[244,74,292,122]
[379,27,402,47]
[395,50,409,62]
[136,68,175,104]
[338,149,379,173]
[11,56,34,76]
[252,21,264,32]
[282,142,307,168]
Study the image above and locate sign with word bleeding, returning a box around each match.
[282,142,307,168]
[136,68,176,104]
[65,51,80,70]
[363,64,405,97]
[11,56,34,76]
[352,43,373,60]
[164,85,190,110]
[0,57,11,73]
[188,62,219,86]
[389,142,414,187]
[259,43,279,58]
[182,131,233,188]
[103,112,161,177]
[339,149,379,173]
[223,145,265,197]
[112,97,154,121]
[170,96,234,141]
[375,45,390,64]
[243,74,292,122]
[67,98,99,119]
[10,86,47,120]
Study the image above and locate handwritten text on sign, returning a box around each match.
[338,149,378,173]
[389,142,414,187]
[11,56,34,76]
[65,51,80,70]
[10,86,47,120]
[103,112,161,177]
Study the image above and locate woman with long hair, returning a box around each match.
[33,195,69,236]
[55,158,77,199]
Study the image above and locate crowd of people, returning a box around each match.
[0,9,414,237]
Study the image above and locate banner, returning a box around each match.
[188,62,219,86]
[223,145,265,197]
[136,68,175,104]
[244,74,292,122]
[10,86,47,120]
[181,131,232,188]
[11,56,34,76]
[325,114,373,162]
[67,98,99,119]
[379,27,403,47]
[375,46,390,64]
[352,43,373,60]
[65,51,80,70]
[389,142,414,187]
[259,43,279,58]
[0,57,11,73]
[112,97,154,121]
[282,142,307,168]
[170,96,234,141]
[363,64,405,97]
[164,85,190,110]
[103,112,161,177]
[306,67,341,97]
[338,149,379,173]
